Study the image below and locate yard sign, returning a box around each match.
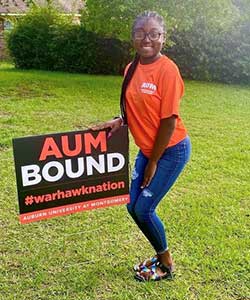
[13,126,130,224]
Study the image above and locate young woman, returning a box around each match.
[93,11,191,282]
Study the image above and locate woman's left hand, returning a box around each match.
[141,161,157,188]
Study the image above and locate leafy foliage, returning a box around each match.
[7,7,131,74]
[6,2,250,83]
[166,12,250,83]
[7,7,67,70]
[82,0,236,40]
[82,0,250,84]
[81,0,176,42]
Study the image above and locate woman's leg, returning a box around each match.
[133,137,191,258]
[127,150,154,242]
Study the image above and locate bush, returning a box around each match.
[49,25,131,74]
[7,6,250,84]
[7,7,64,70]
[166,19,250,84]
[7,7,131,75]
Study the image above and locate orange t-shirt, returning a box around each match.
[125,55,187,157]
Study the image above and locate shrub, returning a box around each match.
[7,7,131,75]
[7,5,250,83]
[50,25,131,74]
[7,7,66,70]
[166,19,250,84]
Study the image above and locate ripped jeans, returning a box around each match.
[127,136,191,254]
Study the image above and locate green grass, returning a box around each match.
[0,62,249,300]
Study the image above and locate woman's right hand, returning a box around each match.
[91,117,123,135]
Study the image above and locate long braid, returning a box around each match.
[120,53,140,124]
[120,11,166,124]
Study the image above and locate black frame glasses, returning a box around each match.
[133,30,164,41]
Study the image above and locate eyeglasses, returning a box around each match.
[133,30,164,41]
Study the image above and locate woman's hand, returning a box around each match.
[141,160,157,188]
[140,117,176,189]
[91,118,122,136]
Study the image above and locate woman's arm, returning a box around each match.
[141,115,176,188]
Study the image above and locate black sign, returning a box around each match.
[13,126,130,224]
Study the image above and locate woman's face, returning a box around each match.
[132,18,165,64]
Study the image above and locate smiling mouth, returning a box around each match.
[142,46,153,50]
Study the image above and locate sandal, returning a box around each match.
[134,261,174,282]
[133,256,158,272]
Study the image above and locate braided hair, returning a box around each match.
[120,11,166,124]
[132,11,166,35]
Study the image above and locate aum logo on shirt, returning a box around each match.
[140,82,157,95]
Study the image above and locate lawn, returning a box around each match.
[0,62,249,300]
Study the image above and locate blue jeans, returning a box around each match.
[127,136,191,254]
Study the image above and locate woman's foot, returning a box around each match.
[135,262,174,282]
[134,250,175,281]
[133,255,158,272]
